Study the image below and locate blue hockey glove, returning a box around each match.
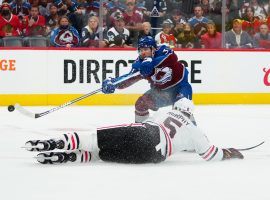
[102,78,116,94]
[140,57,154,77]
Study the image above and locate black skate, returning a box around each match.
[222,148,244,160]
[36,152,77,164]
[35,150,92,164]
[24,132,80,152]
[24,139,65,152]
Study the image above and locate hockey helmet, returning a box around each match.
[138,36,157,50]
[173,97,194,116]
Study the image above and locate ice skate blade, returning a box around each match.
[21,144,44,150]
[34,156,59,162]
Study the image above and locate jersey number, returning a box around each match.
[163,117,182,138]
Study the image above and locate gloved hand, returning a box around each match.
[102,78,116,94]
[139,57,154,77]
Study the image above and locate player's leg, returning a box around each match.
[135,87,177,123]
[135,89,159,122]
[25,131,99,152]
[97,123,166,163]
[25,124,166,164]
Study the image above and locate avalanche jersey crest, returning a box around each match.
[56,30,78,45]
[151,67,172,85]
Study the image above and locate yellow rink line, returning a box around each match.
[1,93,270,106]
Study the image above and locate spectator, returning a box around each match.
[123,0,144,45]
[209,0,223,31]
[22,6,48,46]
[136,0,146,11]
[10,0,31,22]
[181,0,200,17]
[84,0,100,17]
[263,0,270,16]
[188,4,209,38]
[50,15,80,47]
[31,0,39,7]
[107,0,126,14]
[200,0,211,18]
[81,15,106,47]
[155,19,177,48]
[138,21,152,40]
[176,23,200,48]
[201,21,222,48]
[170,9,187,40]
[250,0,266,19]
[165,0,182,12]
[0,2,21,37]
[225,0,242,31]
[39,0,51,17]
[169,9,187,27]
[143,0,167,35]
[68,3,88,35]
[225,19,253,48]
[104,12,133,48]
[45,4,59,36]
[22,6,46,37]
[55,0,78,16]
[241,6,261,36]
[253,23,270,49]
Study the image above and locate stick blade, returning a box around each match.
[15,103,36,118]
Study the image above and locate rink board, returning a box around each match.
[0,49,270,105]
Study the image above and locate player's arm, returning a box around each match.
[102,68,142,94]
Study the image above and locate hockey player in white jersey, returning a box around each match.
[24,98,243,164]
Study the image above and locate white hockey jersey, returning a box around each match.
[145,109,224,161]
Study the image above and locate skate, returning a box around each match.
[24,132,80,152]
[24,139,64,152]
[35,150,92,164]
[222,148,244,160]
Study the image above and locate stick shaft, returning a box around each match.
[15,71,140,118]
[236,141,265,151]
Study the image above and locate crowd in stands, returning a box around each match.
[1,0,270,49]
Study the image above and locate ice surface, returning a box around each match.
[0,105,269,200]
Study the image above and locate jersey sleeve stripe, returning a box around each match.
[201,145,215,160]
[159,124,172,157]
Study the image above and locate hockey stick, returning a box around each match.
[15,71,140,119]
[236,141,265,151]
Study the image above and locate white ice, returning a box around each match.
[0,105,269,200]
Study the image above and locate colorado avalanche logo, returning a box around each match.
[151,67,172,85]
[55,30,78,45]
[263,68,270,86]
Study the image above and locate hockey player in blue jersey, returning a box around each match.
[102,36,194,123]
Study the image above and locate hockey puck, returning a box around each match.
[8,105,15,112]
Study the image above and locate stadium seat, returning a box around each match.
[2,36,23,47]
[25,36,49,47]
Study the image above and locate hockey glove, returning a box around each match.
[139,57,154,77]
[102,78,116,94]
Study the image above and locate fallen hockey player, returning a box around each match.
[24,98,243,164]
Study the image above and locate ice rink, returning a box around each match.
[0,105,269,200]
